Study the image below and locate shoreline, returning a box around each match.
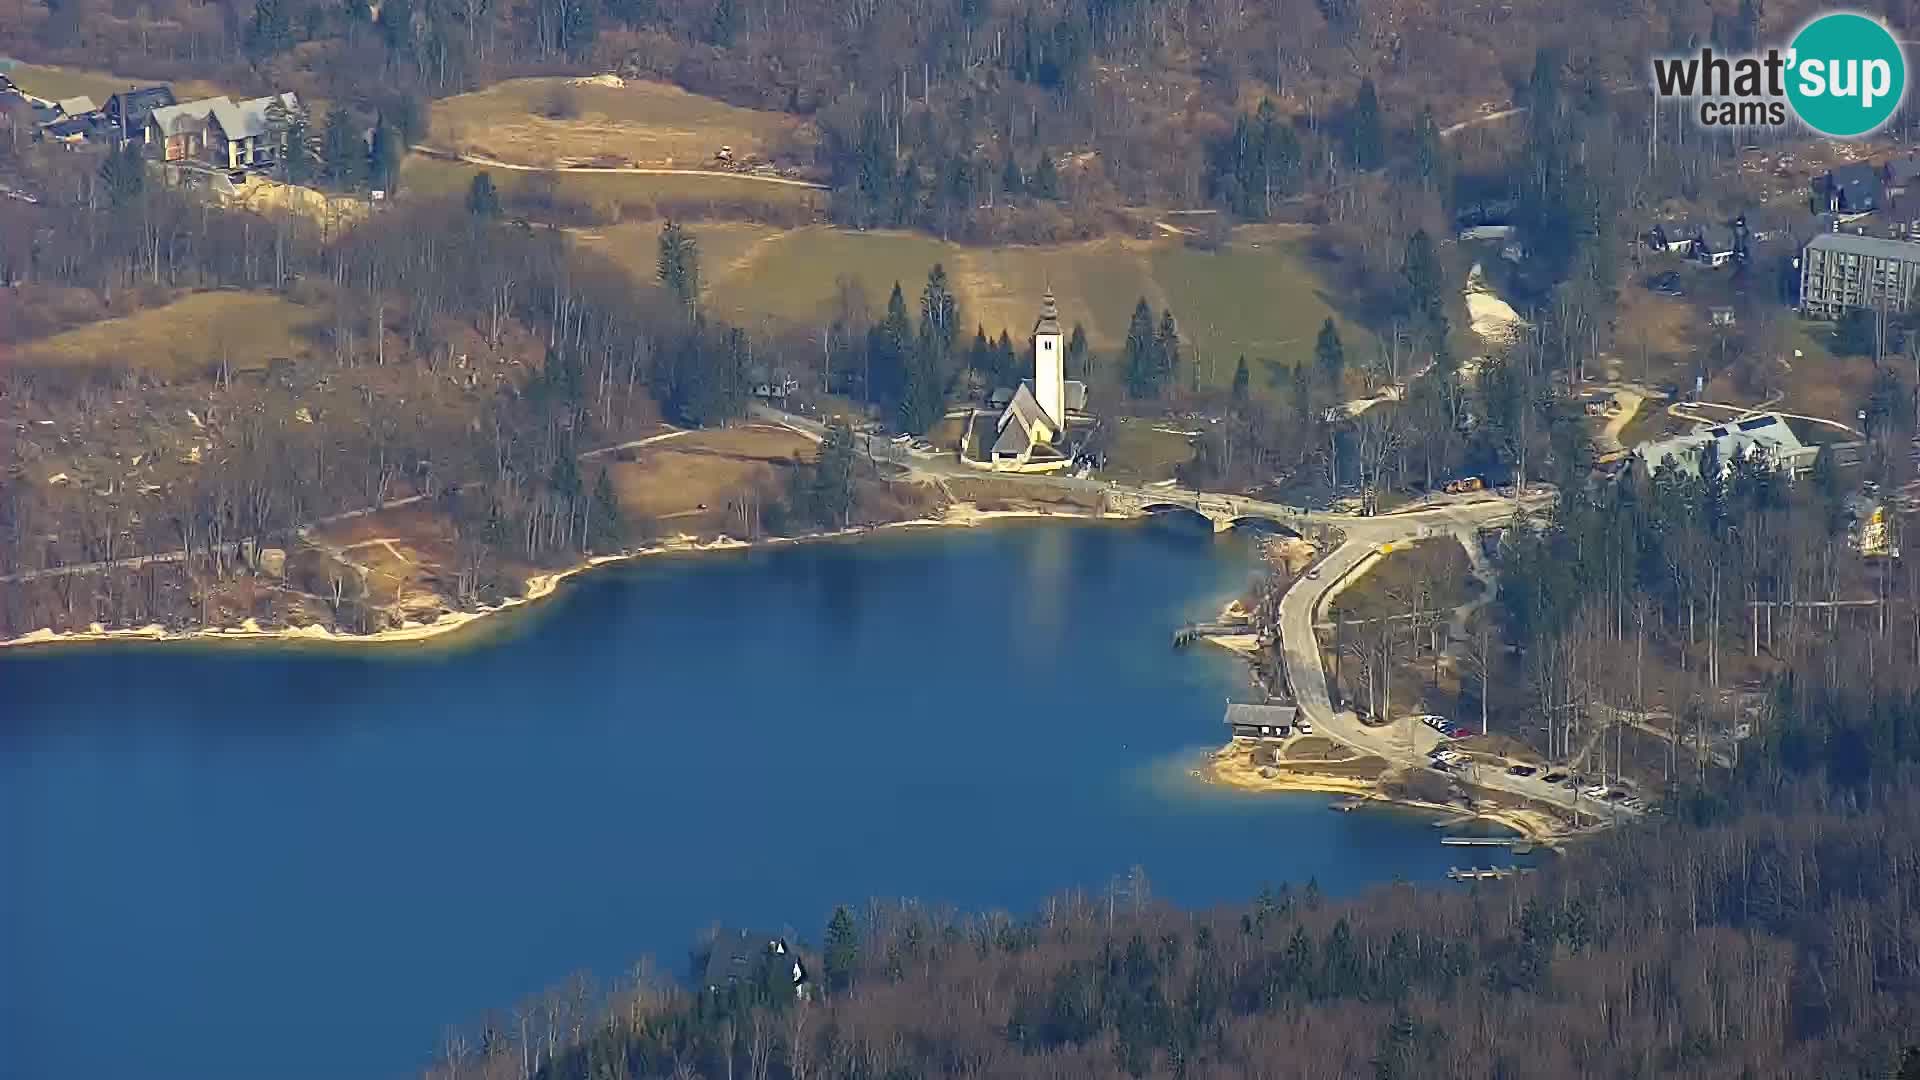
[1199,745,1568,845]
[0,504,1127,654]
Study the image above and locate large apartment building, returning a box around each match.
[1799,232,1920,318]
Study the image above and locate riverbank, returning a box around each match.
[0,502,1126,652]
[1201,744,1571,844]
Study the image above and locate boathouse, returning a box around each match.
[1224,703,1297,741]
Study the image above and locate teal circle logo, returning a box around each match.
[1787,12,1906,137]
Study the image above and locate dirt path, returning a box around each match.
[410,146,829,190]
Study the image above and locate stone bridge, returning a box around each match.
[1105,486,1311,534]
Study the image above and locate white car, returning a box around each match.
[1415,714,1448,730]
[890,433,913,445]
[1582,785,1610,799]
[1296,720,1314,735]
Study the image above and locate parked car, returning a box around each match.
[1604,789,1630,802]
[1415,714,1449,730]
[1296,720,1314,735]
[891,433,913,444]
[1582,785,1610,799]
[1305,567,1321,580]
[1443,476,1486,495]
[1507,764,1538,777]
[1542,771,1568,784]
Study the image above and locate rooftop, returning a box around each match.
[1805,231,1920,260]
[1634,413,1812,478]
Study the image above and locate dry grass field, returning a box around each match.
[602,425,816,529]
[427,77,808,169]
[15,291,320,378]
[2,61,225,104]
[398,154,822,221]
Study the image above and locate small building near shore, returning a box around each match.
[1225,702,1298,741]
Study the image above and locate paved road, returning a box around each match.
[1272,500,1643,818]
[409,146,830,190]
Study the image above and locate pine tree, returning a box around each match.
[1001,154,1024,197]
[1231,356,1250,403]
[994,330,1016,385]
[465,172,500,217]
[1124,298,1159,399]
[1409,105,1444,192]
[99,142,145,207]
[868,282,914,406]
[1066,323,1089,378]
[1402,229,1443,324]
[1032,150,1059,199]
[247,0,291,57]
[588,468,623,552]
[824,906,859,993]
[968,325,991,377]
[1155,309,1180,388]
[656,219,700,308]
[281,102,315,183]
[812,421,857,527]
[1348,78,1384,171]
[1314,318,1346,391]
[320,106,364,188]
[368,118,403,193]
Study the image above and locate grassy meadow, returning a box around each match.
[427,77,807,168]
[398,155,822,220]
[2,61,224,104]
[683,223,1374,391]
[17,291,319,378]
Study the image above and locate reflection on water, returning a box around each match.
[4,521,1487,1080]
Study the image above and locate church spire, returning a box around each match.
[1034,289,1062,336]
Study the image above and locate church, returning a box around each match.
[970,291,1088,471]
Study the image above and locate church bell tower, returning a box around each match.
[1033,290,1065,428]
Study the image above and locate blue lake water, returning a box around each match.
[1,521,1492,1079]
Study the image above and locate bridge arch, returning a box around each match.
[1139,503,1216,530]
[1221,516,1302,537]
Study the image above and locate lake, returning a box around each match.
[0,521,1496,1079]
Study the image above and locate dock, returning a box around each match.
[1440,835,1527,847]
[1446,865,1536,882]
[1174,621,1249,647]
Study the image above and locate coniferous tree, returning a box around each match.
[1031,150,1059,199]
[811,421,857,527]
[99,142,144,207]
[824,906,859,993]
[656,219,701,309]
[1231,356,1251,403]
[1066,323,1089,378]
[588,467,623,552]
[1315,318,1346,390]
[320,106,365,188]
[465,172,500,217]
[1001,154,1024,197]
[867,282,914,407]
[247,0,292,57]
[1348,78,1384,171]
[994,330,1016,385]
[1124,298,1159,398]
[368,118,403,193]
[1155,309,1180,388]
[968,325,991,377]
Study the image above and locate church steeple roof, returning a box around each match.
[1034,289,1062,336]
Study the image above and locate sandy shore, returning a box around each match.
[0,503,1128,653]
[1201,745,1568,844]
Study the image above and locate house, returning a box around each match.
[205,93,297,169]
[1824,163,1882,215]
[54,95,96,120]
[1799,231,1920,317]
[43,115,101,144]
[1225,702,1297,741]
[145,96,225,161]
[104,85,176,144]
[1693,225,1737,267]
[1648,221,1699,254]
[701,929,809,998]
[144,93,296,169]
[749,365,800,401]
[1632,413,1817,481]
